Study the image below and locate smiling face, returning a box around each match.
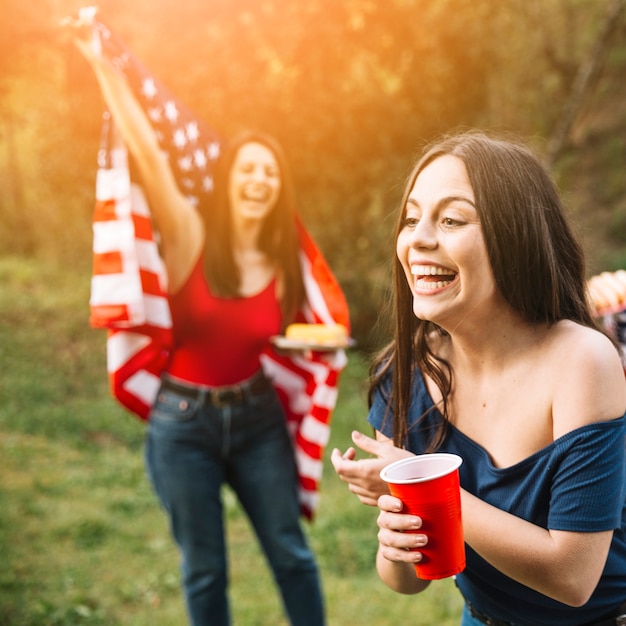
[396,154,500,327]
[228,141,282,227]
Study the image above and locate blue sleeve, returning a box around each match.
[367,375,394,438]
[367,370,439,453]
[548,416,626,531]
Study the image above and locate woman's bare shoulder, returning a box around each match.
[550,320,620,364]
[549,320,626,432]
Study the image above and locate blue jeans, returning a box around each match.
[461,604,485,626]
[145,381,325,626]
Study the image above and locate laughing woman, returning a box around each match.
[332,131,626,626]
[63,8,350,626]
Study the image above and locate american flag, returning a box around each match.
[88,18,350,519]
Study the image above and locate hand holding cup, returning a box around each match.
[379,454,465,580]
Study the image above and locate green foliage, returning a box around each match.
[0,255,464,625]
[1,4,625,621]
[0,0,625,346]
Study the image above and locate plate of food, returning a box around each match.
[271,323,356,351]
[587,269,626,317]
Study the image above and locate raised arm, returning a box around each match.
[63,9,202,290]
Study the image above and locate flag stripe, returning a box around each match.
[88,18,350,519]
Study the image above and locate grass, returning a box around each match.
[0,254,463,625]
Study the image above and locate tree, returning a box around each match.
[1,0,624,344]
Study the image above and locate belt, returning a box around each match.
[160,370,272,408]
[466,603,513,626]
[466,601,626,626]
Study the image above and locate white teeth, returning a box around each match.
[242,187,269,202]
[415,278,452,290]
[410,265,454,276]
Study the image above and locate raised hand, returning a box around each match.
[60,6,102,61]
[331,430,413,506]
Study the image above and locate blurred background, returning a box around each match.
[2,1,626,624]
[2,0,626,348]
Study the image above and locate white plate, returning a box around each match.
[270,335,357,352]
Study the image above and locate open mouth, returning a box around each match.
[241,186,270,203]
[411,264,457,291]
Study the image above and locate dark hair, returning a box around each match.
[370,130,596,449]
[202,130,305,327]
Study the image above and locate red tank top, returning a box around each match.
[166,258,282,386]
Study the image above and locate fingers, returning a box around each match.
[378,494,404,513]
[350,431,414,465]
[377,529,427,564]
[335,430,402,464]
[60,6,103,61]
[347,484,381,507]
[330,447,356,473]
[355,494,380,507]
[350,430,382,454]
[331,448,385,483]
[331,447,392,506]
[377,495,427,562]
[60,6,97,29]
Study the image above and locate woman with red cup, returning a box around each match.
[332,131,626,625]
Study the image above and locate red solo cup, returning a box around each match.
[380,454,465,580]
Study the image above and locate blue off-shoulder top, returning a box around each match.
[368,370,626,626]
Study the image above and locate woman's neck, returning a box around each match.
[443,313,551,376]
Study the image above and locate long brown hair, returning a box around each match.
[201,131,305,327]
[370,131,597,449]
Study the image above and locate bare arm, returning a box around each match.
[375,490,612,605]
[462,330,625,606]
[375,330,625,605]
[461,493,613,607]
[64,10,202,290]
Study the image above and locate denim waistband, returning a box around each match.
[160,370,272,408]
